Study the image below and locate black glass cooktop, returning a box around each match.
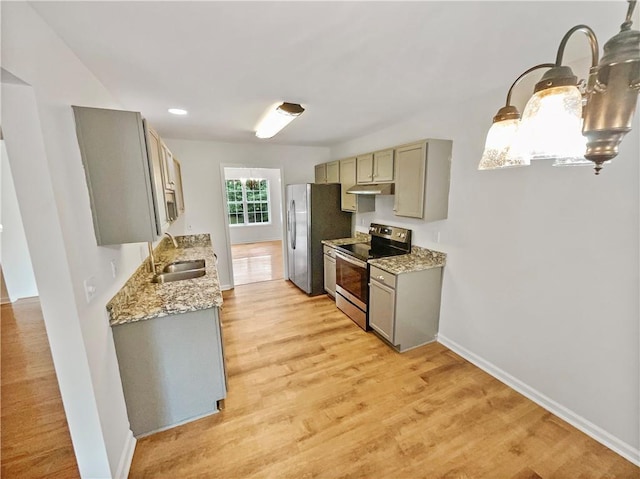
[336,243,408,262]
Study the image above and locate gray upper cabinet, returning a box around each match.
[314,163,327,184]
[339,158,357,211]
[339,157,374,213]
[174,158,185,214]
[326,160,340,183]
[356,153,374,184]
[315,161,340,184]
[356,150,394,184]
[72,106,168,245]
[394,139,452,221]
[372,149,394,182]
[146,127,170,231]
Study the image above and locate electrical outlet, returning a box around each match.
[83,276,97,303]
[110,260,118,278]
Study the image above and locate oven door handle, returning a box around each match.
[336,251,367,269]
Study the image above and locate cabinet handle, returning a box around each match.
[375,275,385,280]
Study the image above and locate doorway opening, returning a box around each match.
[0,133,78,476]
[222,167,284,286]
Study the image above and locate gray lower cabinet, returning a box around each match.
[112,307,227,437]
[368,265,443,352]
[323,245,336,298]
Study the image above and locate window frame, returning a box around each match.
[225,178,271,227]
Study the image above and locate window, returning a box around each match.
[225,179,270,226]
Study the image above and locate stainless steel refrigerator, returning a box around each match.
[286,183,352,295]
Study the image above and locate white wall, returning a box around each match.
[0,141,38,301]
[331,59,639,467]
[224,167,283,245]
[164,139,329,288]
[2,3,138,477]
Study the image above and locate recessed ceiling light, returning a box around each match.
[168,108,188,115]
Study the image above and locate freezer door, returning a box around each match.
[286,186,295,281]
[293,185,310,292]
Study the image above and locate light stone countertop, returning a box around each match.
[107,234,223,326]
[321,231,370,247]
[368,246,446,275]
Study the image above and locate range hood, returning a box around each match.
[346,183,395,195]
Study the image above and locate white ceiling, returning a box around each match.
[29,1,624,146]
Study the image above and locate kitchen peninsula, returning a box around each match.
[107,234,226,437]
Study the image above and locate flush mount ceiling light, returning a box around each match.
[168,108,188,115]
[479,0,640,175]
[255,102,305,139]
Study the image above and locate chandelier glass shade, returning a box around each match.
[478,118,525,170]
[510,85,586,163]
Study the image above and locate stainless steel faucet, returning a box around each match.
[164,232,178,248]
[147,242,157,274]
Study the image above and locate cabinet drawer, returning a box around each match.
[370,266,396,289]
[323,244,336,258]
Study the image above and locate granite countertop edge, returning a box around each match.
[107,234,223,327]
[321,232,371,247]
[367,246,447,275]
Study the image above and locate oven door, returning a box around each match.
[335,252,368,311]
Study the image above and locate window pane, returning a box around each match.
[261,212,269,222]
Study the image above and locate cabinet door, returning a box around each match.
[315,163,327,184]
[146,127,170,231]
[72,106,161,245]
[323,254,336,297]
[174,158,185,214]
[373,149,394,182]
[394,142,426,218]
[356,154,374,184]
[339,158,357,211]
[369,279,396,343]
[161,142,176,190]
[326,160,340,183]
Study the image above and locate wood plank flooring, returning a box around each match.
[231,240,283,286]
[129,280,638,478]
[1,298,79,478]
[1,267,11,304]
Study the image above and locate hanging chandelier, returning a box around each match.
[479,0,640,175]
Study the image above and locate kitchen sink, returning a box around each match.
[152,268,206,284]
[162,259,206,273]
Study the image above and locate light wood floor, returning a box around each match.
[1,298,79,478]
[231,240,283,286]
[129,280,638,478]
[1,267,11,305]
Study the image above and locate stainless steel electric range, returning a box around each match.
[334,223,412,330]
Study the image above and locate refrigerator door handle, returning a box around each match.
[291,200,296,250]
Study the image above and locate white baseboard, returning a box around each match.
[220,283,233,291]
[115,429,136,479]
[437,334,640,467]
